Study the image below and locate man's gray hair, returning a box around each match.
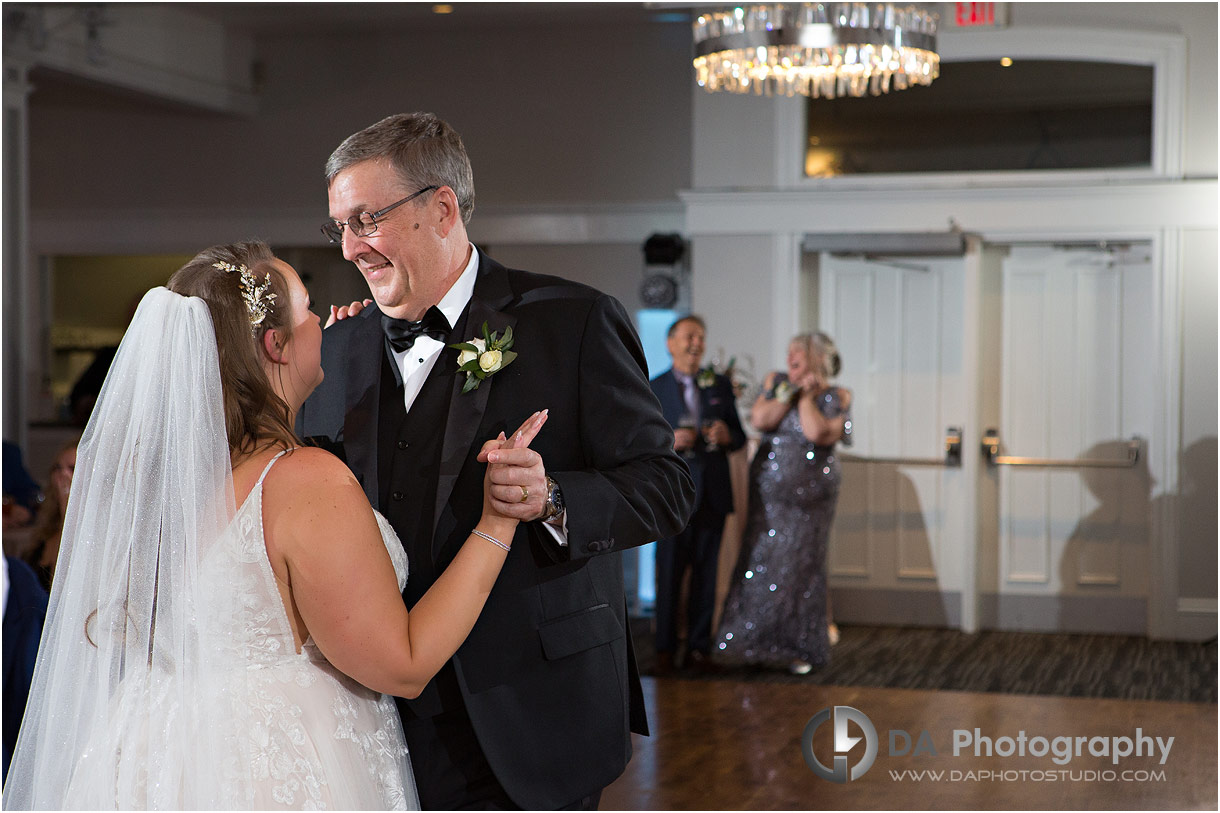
[325,112,476,224]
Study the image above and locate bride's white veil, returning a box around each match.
[3,286,253,808]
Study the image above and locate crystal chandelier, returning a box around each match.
[693,3,940,98]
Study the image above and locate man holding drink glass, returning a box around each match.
[649,316,746,674]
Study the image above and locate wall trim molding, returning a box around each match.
[979,593,1148,636]
[1175,598,1217,642]
[1178,598,1218,615]
[682,180,1217,236]
[831,587,964,629]
[474,202,685,246]
[829,590,1214,640]
[29,202,686,254]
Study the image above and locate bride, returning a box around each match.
[3,240,544,810]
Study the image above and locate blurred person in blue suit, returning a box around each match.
[649,316,746,674]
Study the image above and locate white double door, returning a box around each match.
[819,242,1157,634]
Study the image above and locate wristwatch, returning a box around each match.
[540,476,565,522]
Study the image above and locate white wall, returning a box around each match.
[690,233,799,387]
[486,243,647,314]
[1178,227,1218,600]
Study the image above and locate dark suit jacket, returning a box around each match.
[3,557,47,781]
[650,369,746,518]
[298,251,694,808]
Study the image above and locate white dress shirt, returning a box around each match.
[388,245,569,545]
[389,244,480,414]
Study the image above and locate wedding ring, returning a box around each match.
[519,485,530,503]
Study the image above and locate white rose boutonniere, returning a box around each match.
[450,322,517,393]
[456,337,486,367]
[479,349,503,372]
[696,367,716,389]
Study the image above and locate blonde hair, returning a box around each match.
[791,332,842,380]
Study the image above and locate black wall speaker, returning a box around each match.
[643,233,685,266]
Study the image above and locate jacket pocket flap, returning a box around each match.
[538,603,622,661]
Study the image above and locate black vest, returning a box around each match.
[376,309,470,719]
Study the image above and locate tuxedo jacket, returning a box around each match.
[650,370,746,519]
[298,251,693,808]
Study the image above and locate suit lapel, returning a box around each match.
[432,253,517,558]
[343,308,386,508]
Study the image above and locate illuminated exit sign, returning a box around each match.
[950,2,1010,28]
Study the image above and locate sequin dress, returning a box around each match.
[716,386,852,669]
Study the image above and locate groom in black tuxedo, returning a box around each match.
[298,113,693,810]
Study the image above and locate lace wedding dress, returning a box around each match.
[52,453,418,811]
[3,288,419,810]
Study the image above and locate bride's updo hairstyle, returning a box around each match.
[167,240,299,456]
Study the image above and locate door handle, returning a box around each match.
[945,426,962,466]
[981,429,1141,468]
[839,426,963,467]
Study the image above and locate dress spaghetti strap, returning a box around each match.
[254,448,292,488]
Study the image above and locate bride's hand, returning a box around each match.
[478,410,548,523]
[324,298,373,327]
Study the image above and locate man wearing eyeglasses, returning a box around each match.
[298,113,693,810]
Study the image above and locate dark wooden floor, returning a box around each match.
[602,677,1217,810]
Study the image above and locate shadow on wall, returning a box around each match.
[1172,437,1218,607]
[827,460,949,628]
[1058,439,1153,633]
[1058,436,1218,635]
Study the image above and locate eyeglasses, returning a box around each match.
[320,185,439,243]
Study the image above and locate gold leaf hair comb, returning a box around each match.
[213,261,277,336]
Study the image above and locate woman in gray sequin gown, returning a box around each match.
[716,332,852,674]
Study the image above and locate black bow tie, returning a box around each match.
[382,306,451,353]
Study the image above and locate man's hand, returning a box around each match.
[702,419,732,447]
[479,417,551,521]
[325,299,374,328]
[673,427,699,452]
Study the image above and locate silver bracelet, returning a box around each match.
[472,529,511,552]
